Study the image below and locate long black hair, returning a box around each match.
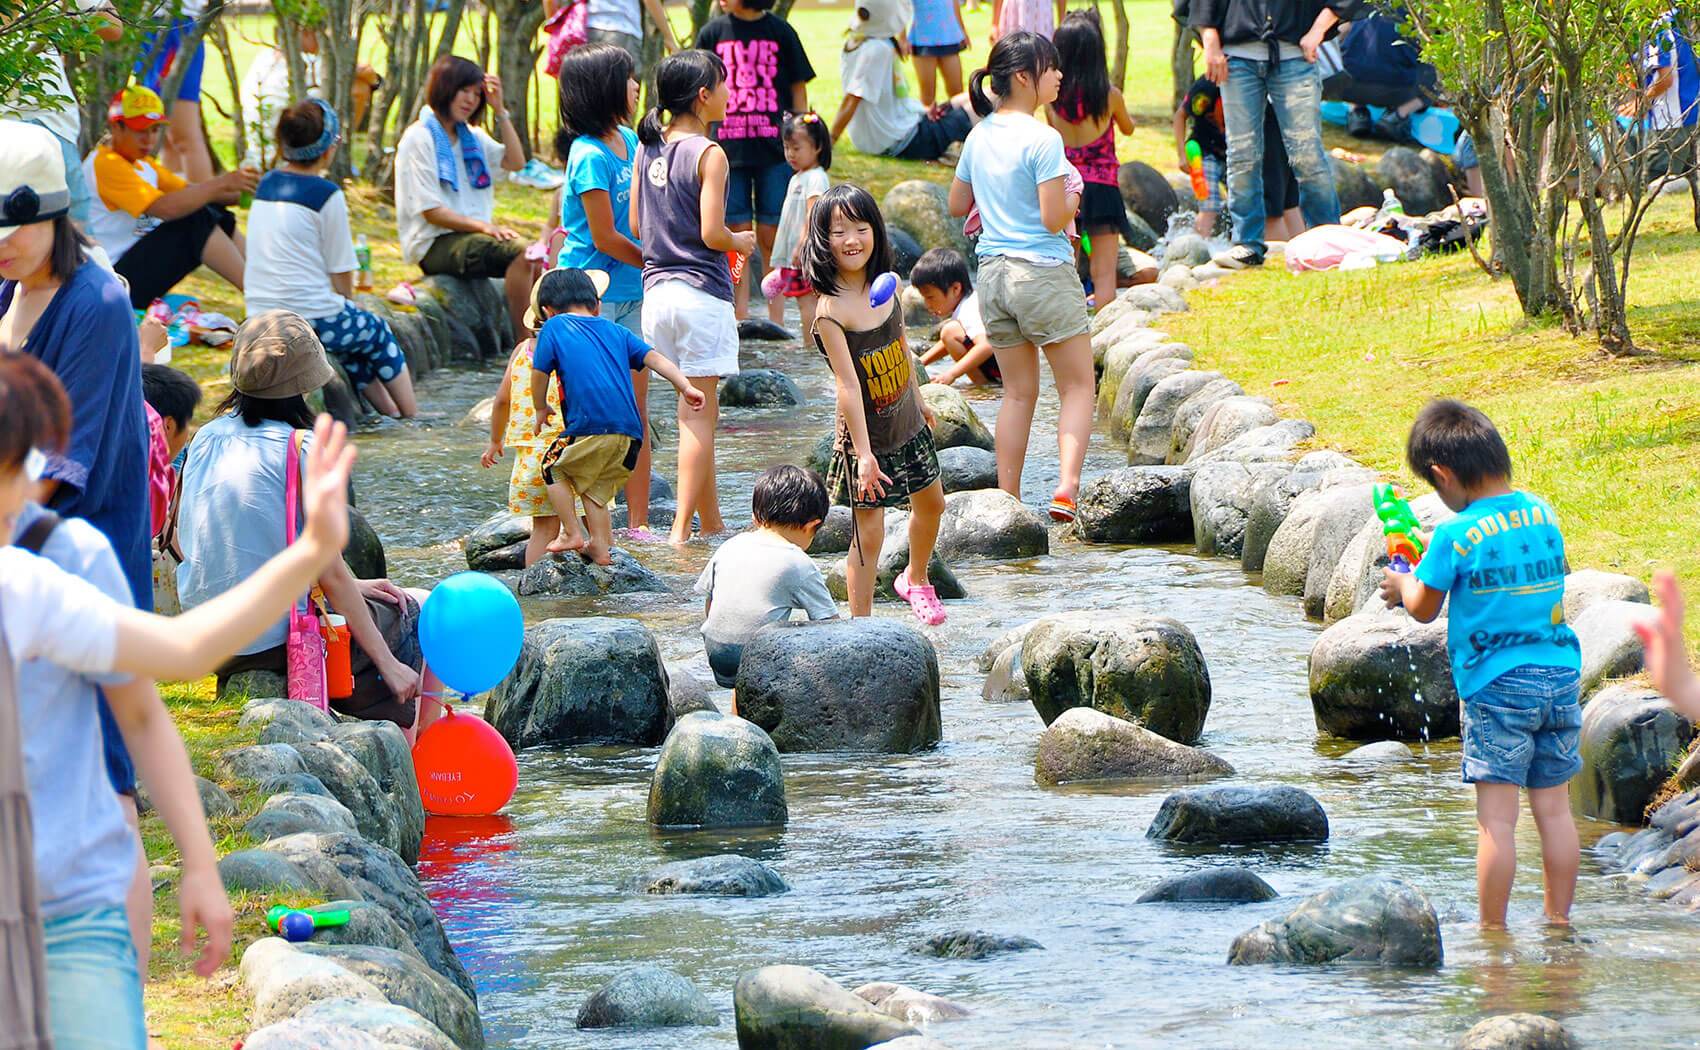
[47,215,89,282]
[213,390,317,430]
[1054,10,1110,122]
[799,183,892,298]
[637,49,726,147]
[555,43,636,162]
[968,31,1060,116]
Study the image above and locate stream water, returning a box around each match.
[349,330,1695,1049]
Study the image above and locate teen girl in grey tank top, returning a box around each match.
[637,135,735,302]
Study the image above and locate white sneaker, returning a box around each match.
[508,158,564,190]
[1211,245,1265,270]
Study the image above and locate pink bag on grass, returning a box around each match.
[284,430,331,713]
[1284,224,1410,272]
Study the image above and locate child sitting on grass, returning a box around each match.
[695,465,838,692]
[1379,399,1583,930]
[530,267,704,564]
[911,247,1000,387]
[481,272,564,567]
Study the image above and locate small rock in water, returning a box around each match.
[576,964,719,1029]
[462,396,494,428]
[738,317,796,342]
[854,982,971,1023]
[462,512,530,571]
[1135,867,1279,904]
[720,368,804,408]
[1342,740,1415,763]
[647,712,788,828]
[1457,1014,1577,1050]
[936,445,998,494]
[981,643,1028,703]
[631,854,789,897]
[1147,784,1329,845]
[735,965,918,1049]
[1228,875,1442,967]
[517,547,669,596]
[1035,708,1232,785]
[916,930,1043,959]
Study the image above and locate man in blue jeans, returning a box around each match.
[1189,0,1360,268]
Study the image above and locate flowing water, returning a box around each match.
[350,332,1696,1049]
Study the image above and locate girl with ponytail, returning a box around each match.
[951,31,1096,525]
[629,49,755,545]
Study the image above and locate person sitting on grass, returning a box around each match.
[832,0,977,162]
[696,464,838,700]
[530,267,704,564]
[140,362,200,540]
[247,98,418,418]
[1379,399,1583,931]
[911,247,1000,386]
[82,85,258,309]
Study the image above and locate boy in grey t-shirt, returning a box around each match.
[695,465,839,690]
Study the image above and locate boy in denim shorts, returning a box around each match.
[1380,399,1583,929]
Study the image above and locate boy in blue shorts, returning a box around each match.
[1380,399,1583,929]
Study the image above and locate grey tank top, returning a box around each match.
[638,134,735,302]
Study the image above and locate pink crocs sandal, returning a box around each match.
[386,281,419,306]
[892,567,947,626]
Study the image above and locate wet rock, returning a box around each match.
[1377,146,1452,216]
[976,621,1038,673]
[937,446,998,493]
[1162,233,1213,268]
[1262,480,1375,597]
[1166,378,1245,463]
[609,499,678,533]
[1575,599,1648,694]
[736,965,918,1048]
[419,273,510,361]
[259,772,332,798]
[244,792,359,842]
[1242,455,1370,574]
[288,997,459,1050]
[631,854,789,897]
[1323,493,1449,623]
[295,899,428,961]
[664,664,717,726]
[1117,283,1189,316]
[1457,1014,1578,1050]
[868,1039,956,1050]
[738,619,941,753]
[812,504,854,555]
[1191,460,1293,559]
[1135,867,1279,903]
[1228,876,1442,967]
[577,965,718,1029]
[722,368,804,408]
[486,617,669,747]
[295,740,407,861]
[1125,213,1160,253]
[890,226,923,276]
[218,742,306,786]
[981,642,1029,703]
[218,849,318,894]
[825,541,966,603]
[1147,784,1329,845]
[921,383,995,452]
[936,488,1049,561]
[647,711,788,828]
[1131,370,1225,465]
[1343,740,1416,763]
[1190,418,1315,467]
[257,832,473,998]
[1108,355,1189,444]
[1575,685,1694,825]
[239,937,383,1027]
[1308,611,1461,741]
[917,930,1043,959]
[1076,466,1194,545]
[462,512,530,571]
[297,943,484,1048]
[854,982,971,1023]
[1035,708,1232,785]
[1023,612,1212,743]
[517,548,670,596]
[1184,396,1279,463]
[884,180,972,261]
[1331,156,1383,212]
[738,317,796,343]
[1117,160,1182,233]
[343,508,387,581]
[1563,569,1650,623]
[328,720,426,864]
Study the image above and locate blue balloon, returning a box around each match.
[419,572,525,696]
[280,911,315,943]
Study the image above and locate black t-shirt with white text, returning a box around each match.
[696,13,816,168]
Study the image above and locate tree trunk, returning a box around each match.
[495,2,547,158]
[275,2,308,101]
[1109,0,1130,89]
[690,0,714,37]
[1170,19,1195,110]
[317,0,362,182]
[207,15,247,166]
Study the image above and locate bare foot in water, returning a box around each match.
[547,528,588,555]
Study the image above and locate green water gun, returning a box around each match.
[1372,483,1425,573]
[266,903,352,942]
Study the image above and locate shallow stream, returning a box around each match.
[351,331,1695,1049]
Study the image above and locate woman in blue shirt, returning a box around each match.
[553,44,659,539]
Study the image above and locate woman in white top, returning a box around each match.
[393,55,529,339]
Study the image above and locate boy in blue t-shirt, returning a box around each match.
[1380,399,1583,930]
[529,267,704,564]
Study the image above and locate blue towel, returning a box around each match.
[423,111,491,193]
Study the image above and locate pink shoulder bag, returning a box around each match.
[284,429,332,712]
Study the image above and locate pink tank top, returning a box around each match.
[1064,122,1119,187]
[996,0,1053,39]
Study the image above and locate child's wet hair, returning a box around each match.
[799,183,893,298]
[969,31,1060,116]
[910,247,972,296]
[1054,10,1110,122]
[555,43,636,162]
[1406,399,1513,487]
[752,464,830,528]
[782,110,832,171]
[638,49,727,146]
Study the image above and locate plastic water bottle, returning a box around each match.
[1381,188,1405,218]
[356,234,373,291]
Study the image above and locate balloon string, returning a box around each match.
[419,689,468,713]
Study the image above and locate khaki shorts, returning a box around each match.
[540,433,641,507]
[977,254,1091,350]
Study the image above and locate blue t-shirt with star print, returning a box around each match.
[1414,490,1581,699]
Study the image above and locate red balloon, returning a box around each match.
[412,709,517,816]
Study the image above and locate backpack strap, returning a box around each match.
[13,511,61,556]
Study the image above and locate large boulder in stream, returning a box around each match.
[722,368,804,408]
[936,489,1049,561]
[921,383,995,452]
[1574,685,1694,825]
[1228,876,1442,967]
[1242,456,1373,574]
[517,548,670,596]
[1147,784,1329,845]
[737,619,941,753]
[1309,610,1461,741]
[1076,466,1193,545]
[485,618,668,747]
[735,965,919,1049]
[1457,1014,1579,1050]
[1323,493,1450,623]
[1130,371,1225,465]
[1035,708,1232,785]
[647,711,788,828]
[1190,460,1294,559]
[577,965,719,1029]
[936,446,998,493]
[1263,482,1377,615]
[462,512,530,571]
[418,274,511,361]
[1023,612,1212,744]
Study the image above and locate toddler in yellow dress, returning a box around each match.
[481,277,566,567]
